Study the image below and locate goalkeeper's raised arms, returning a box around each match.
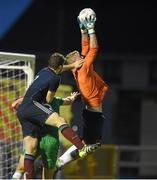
[78,8,96,34]
[77,16,87,34]
[77,14,96,35]
[84,15,96,34]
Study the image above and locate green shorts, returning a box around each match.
[39,134,59,169]
[21,134,59,169]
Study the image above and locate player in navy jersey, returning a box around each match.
[16,53,99,179]
[12,92,80,179]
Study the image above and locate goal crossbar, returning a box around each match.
[0,51,36,88]
[0,51,35,62]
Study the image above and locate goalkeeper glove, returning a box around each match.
[84,15,96,34]
[77,16,87,34]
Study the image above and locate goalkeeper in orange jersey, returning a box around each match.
[55,11,108,169]
[15,53,100,179]
[12,92,80,179]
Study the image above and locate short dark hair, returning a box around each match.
[48,53,65,69]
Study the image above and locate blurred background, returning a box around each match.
[1,0,157,179]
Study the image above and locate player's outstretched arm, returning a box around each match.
[83,15,98,67]
[62,59,84,72]
[62,92,80,105]
[89,31,98,49]
[77,16,89,56]
[84,15,98,49]
[77,16,89,41]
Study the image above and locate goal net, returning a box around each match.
[0,52,35,179]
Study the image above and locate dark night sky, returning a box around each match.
[0,1,157,56]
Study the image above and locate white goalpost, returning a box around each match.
[0,52,35,179]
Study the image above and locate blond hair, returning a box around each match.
[65,50,79,64]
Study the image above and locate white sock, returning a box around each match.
[57,145,77,167]
[12,172,23,179]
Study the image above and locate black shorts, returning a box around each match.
[17,100,54,138]
[82,109,105,144]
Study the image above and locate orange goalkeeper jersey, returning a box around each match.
[73,40,108,107]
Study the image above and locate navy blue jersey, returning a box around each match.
[24,67,61,103]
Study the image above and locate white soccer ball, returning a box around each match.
[78,8,96,23]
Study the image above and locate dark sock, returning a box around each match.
[24,154,35,179]
[59,124,84,149]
